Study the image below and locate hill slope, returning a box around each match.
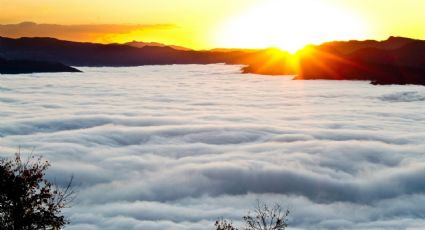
[0,57,81,74]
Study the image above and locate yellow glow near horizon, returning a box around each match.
[1,0,425,50]
[215,0,367,52]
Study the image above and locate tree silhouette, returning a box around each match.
[215,218,238,230]
[243,201,289,230]
[0,153,74,230]
[215,201,289,230]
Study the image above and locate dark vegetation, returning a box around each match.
[215,201,290,230]
[0,153,74,229]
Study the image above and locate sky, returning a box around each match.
[1,65,425,229]
[0,0,425,51]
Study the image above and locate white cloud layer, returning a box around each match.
[1,64,425,229]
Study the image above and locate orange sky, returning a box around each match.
[1,0,425,51]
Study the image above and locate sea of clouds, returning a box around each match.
[1,64,425,230]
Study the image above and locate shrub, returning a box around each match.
[0,153,74,230]
[215,201,289,230]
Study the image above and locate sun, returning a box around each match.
[215,0,366,53]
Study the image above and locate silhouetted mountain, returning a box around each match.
[244,37,425,85]
[2,36,424,85]
[319,36,418,55]
[0,36,264,67]
[293,45,425,85]
[125,41,191,51]
[0,57,81,74]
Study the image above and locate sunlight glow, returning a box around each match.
[215,0,367,52]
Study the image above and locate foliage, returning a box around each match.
[216,201,289,230]
[243,201,289,230]
[215,218,238,230]
[0,153,74,230]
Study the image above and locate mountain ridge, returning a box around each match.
[125,41,191,51]
[243,36,425,85]
[1,36,425,85]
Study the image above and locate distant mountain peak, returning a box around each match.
[386,36,416,41]
[17,21,38,26]
[386,35,418,43]
[125,41,191,51]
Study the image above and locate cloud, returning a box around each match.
[379,91,425,102]
[0,21,176,43]
[1,64,425,229]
